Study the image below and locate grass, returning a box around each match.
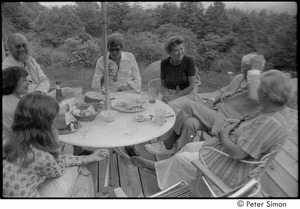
[198,70,232,93]
[43,62,231,94]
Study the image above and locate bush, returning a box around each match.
[197,33,239,72]
[125,32,164,65]
[63,37,102,68]
[210,59,235,73]
[64,36,83,52]
[30,42,65,67]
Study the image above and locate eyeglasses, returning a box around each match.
[15,43,27,50]
[108,48,121,52]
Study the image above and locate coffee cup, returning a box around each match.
[247,69,261,101]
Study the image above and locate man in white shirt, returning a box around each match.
[2,33,72,98]
[2,33,91,155]
[92,33,141,93]
[92,33,142,157]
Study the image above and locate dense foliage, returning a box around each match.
[2,2,297,75]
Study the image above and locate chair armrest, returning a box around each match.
[191,160,232,194]
[113,187,128,197]
[148,78,161,89]
[195,75,201,86]
[149,181,190,197]
[228,178,260,197]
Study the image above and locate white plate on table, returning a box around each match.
[111,99,149,113]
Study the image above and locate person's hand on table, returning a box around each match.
[86,148,109,163]
[117,84,132,92]
[163,94,176,103]
[162,95,170,103]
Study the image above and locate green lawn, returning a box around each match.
[43,62,231,94]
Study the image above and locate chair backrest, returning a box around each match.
[195,142,284,197]
[148,78,161,90]
[147,65,201,100]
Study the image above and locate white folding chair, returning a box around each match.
[113,144,283,198]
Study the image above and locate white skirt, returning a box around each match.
[155,142,204,190]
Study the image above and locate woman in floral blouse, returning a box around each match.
[3,93,109,197]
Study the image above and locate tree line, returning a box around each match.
[2,2,297,75]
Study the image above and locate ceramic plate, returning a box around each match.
[111,99,148,113]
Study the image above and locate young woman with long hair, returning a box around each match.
[3,93,109,197]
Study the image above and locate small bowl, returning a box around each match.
[72,110,99,122]
[100,110,118,123]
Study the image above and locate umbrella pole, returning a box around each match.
[101,2,110,110]
[2,39,6,61]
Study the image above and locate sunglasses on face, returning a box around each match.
[108,48,121,52]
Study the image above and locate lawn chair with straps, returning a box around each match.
[191,143,283,197]
[113,143,282,198]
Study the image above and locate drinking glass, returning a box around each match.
[73,87,83,103]
[148,87,157,103]
[154,108,166,126]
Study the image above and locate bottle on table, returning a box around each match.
[55,80,64,103]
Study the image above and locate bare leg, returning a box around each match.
[131,156,155,171]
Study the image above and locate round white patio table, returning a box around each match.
[59,92,175,188]
[59,92,175,148]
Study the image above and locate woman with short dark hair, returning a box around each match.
[2,66,29,145]
[160,35,199,115]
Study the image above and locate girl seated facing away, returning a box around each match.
[3,93,109,197]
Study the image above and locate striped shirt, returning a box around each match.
[200,109,289,188]
[211,74,261,135]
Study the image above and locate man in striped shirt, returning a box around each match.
[145,53,266,155]
[131,70,293,191]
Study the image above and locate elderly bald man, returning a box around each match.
[145,53,267,155]
[2,33,72,98]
